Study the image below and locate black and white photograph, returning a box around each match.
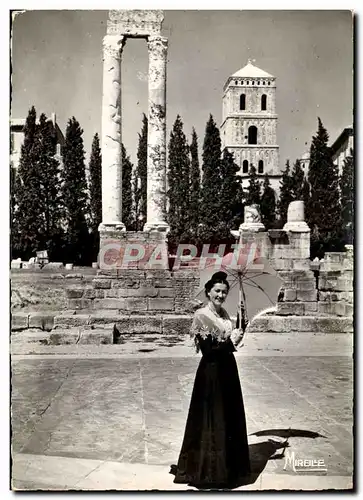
[9,8,354,491]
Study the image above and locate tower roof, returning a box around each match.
[232,60,274,79]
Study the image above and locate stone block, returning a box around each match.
[319,277,338,291]
[115,315,162,334]
[158,288,175,298]
[88,312,120,326]
[302,302,318,313]
[277,302,305,316]
[49,329,80,345]
[104,289,120,298]
[11,313,29,331]
[283,289,296,301]
[28,312,55,331]
[118,270,146,280]
[148,278,174,288]
[246,317,270,333]
[292,259,311,271]
[267,316,293,333]
[53,314,90,328]
[111,279,140,289]
[317,317,353,333]
[64,273,84,280]
[318,302,346,317]
[319,291,339,302]
[68,298,92,310]
[336,278,353,292]
[126,297,148,311]
[50,274,65,279]
[148,298,174,311]
[65,288,85,299]
[109,287,158,298]
[93,298,128,310]
[11,261,22,269]
[93,279,111,289]
[269,259,293,270]
[162,315,193,336]
[295,280,316,291]
[43,262,64,270]
[83,289,105,299]
[79,328,113,345]
[296,290,318,302]
[145,270,171,279]
[346,304,354,317]
[11,329,49,345]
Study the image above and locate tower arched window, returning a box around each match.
[240,94,246,111]
[248,126,257,145]
[261,94,267,111]
[243,160,249,173]
[258,160,264,173]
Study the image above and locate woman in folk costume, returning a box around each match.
[171,271,250,489]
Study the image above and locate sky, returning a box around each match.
[10,9,353,169]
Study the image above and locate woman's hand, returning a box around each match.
[231,328,245,347]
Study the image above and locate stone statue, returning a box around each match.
[240,204,265,232]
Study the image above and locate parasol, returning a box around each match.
[195,246,283,337]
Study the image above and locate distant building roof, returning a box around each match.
[330,127,353,155]
[10,113,65,144]
[232,60,274,79]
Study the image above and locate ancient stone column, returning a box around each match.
[99,34,126,231]
[283,200,310,232]
[144,35,169,233]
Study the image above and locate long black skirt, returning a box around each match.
[171,350,250,489]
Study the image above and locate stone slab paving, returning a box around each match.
[10,354,353,491]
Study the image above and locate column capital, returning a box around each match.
[102,34,126,58]
[147,35,168,59]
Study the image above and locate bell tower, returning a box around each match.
[221,60,281,193]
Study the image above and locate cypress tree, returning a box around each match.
[37,113,64,260]
[245,164,261,206]
[15,106,43,259]
[10,165,20,258]
[277,160,293,224]
[89,133,102,232]
[167,115,191,248]
[307,118,343,253]
[260,174,276,229]
[61,117,90,264]
[340,148,354,244]
[200,114,223,242]
[134,114,148,229]
[302,177,310,224]
[189,128,201,238]
[121,143,133,230]
[290,159,305,200]
[220,148,243,236]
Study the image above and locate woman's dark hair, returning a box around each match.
[204,271,230,298]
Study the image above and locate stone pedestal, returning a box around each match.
[283,200,310,233]
[101,34,126,230]
[98,229,169,270]
[144,35,169,233]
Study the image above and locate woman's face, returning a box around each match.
[208,282,229,308]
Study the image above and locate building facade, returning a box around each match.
[299,126,354,178]
[220,60,281,194]
[330,127,354,176]
[10,113,64,171]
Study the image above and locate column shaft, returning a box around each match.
[100,34,125,229]
[144,35,169,232]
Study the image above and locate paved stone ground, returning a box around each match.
[10,347,353,491]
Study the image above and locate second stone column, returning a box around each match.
[144,35,169,233]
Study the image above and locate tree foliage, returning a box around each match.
[307,118,343,256]
[260,174,276,229]
[61,117,90,264]
[277,160,294,224]
[245,164,261,206]
[167,115,191,249]
[340,148,354,244]
[122,143,134,230]
[189,128,201,236]
[134,114,148,230]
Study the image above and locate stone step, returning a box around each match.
[11,327,114,346]
[248,315,353,333]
